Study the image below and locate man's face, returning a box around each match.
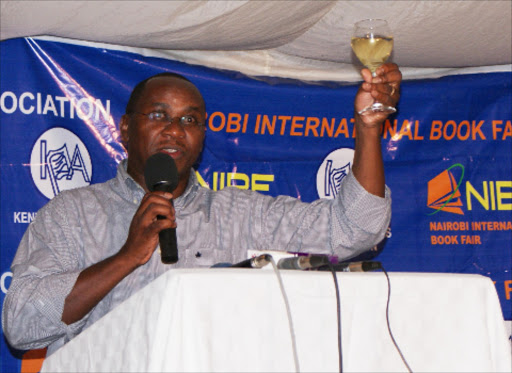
[120,76,206,191]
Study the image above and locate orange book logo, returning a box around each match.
[427,164,465,215]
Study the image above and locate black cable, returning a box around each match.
[327,261,343,373]
[381,266,413,373]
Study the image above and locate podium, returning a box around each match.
[41,269,511,372]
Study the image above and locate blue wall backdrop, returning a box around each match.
[1,38,511,372]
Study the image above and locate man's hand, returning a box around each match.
[119,191,176,266]
[62,191,176,325]
[355,63,402,128]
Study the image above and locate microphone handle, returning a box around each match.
[152,185,178,265]
[159,225,178,264]
[230,258,254,268]
[278,255,330,270]
[231,254,272,268]
[331,261,382,272]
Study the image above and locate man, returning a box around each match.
[2,64,402,355]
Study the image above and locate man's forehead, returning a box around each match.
[140,76,205,107]
[146,77,201,96]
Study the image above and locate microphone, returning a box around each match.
[277,254,330,270]
[144,153,179,264]
[231,254,272,268]
[319,261,382,272]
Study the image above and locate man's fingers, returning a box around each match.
[360,68,373,83]
[375,62,399,75]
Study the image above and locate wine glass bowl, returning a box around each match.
[351,19,396,115]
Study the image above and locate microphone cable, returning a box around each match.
[269,256,300,373]
[380,265,413,373]
[326,261,343,373]
[326,261,413,373]
[268,256,413,373]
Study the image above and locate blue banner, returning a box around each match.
[1,37,511,372]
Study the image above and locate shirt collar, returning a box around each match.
[115,158,200,208]
[116,159,145,204]
[174,169,200,211]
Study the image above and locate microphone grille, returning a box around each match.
[144,153,179,192]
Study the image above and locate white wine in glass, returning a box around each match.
[351,19,396,115]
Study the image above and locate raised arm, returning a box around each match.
[351,63,402,197]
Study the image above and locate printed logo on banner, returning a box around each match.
[427,163,465,215]
[316,148,354,199]
[30,127,92,199]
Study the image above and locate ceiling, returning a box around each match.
[1,0,511,82]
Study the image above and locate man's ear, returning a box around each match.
[120,114,130,146]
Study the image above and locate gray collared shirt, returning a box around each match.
[2,159,391,355]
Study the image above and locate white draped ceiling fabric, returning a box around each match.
[1,0,511,82]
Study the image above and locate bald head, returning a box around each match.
[125,72,205,115]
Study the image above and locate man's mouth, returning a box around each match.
[160,147,182,158]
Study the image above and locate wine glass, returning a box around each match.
[351,19,396,115]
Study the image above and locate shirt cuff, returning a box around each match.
[34,270,88,336]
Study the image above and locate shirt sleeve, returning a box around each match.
[2,193,90,351]
[256,172,391,259]
[331,171,391,258]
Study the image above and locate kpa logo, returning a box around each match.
[316,148,355,199]
[30,127,92,199]
[427,163,465,215]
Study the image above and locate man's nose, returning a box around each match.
[162,119,185,138]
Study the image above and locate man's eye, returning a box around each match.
[181,115,197,125]
[149,112,166,120]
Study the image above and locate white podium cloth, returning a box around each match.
[41,269,511,372]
